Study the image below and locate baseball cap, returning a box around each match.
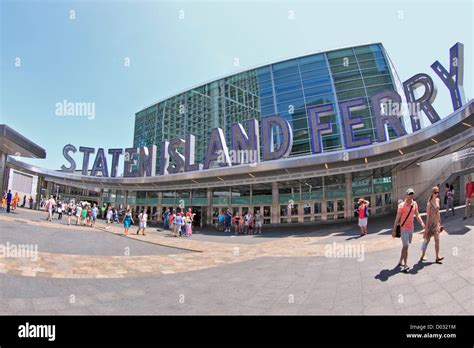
[406,188,415,195]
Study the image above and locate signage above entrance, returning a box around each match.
[61,42,466,178]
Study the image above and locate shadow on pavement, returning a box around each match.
[375,266,401,282]
[409,260,435,274]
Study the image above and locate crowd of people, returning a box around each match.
[2,174,474,253]
[43,195,99,227]
[162,208,196,237]
[39,196,151,235]
[1,190,35,213]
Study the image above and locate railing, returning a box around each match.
[416,148,474,210]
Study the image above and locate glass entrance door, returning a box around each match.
[253,205,271,224]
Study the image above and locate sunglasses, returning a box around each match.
[408,192,414,196]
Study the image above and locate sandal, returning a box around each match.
[435,257,444,263]
[402,265,410,273]
[419,257,427,262]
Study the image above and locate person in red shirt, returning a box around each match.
[356,198,369,236]
[392,188,425,273]
[463,175,474,219]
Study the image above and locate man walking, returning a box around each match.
[463,175,474,219]
[224,209,232,233]
[6,190,12,213]
[392,188,425,273]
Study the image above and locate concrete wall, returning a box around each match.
[7,169,38,199]
[395,154,474,210]
[394,153,466,210]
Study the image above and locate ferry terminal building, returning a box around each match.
[3,43,473,227]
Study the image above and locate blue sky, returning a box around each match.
[1,0,472,170]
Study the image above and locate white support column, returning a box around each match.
[271,182,279,224]
[345,172,352,220]
[207,188,212,226]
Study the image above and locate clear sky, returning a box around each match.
[1,0,472,170]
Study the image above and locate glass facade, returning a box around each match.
[133,43,399,172]
[99,167,393,225]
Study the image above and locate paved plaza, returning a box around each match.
[0,207,472,315]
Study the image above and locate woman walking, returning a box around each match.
[105,206,112,228]
[233,213,240,235]
[445,184,455,217]
[420,186,444,263]
[81,204,88,226]
[185,214,192,237]
[67,201,74,225]
[254,210,263,234]
[123,208,134,234]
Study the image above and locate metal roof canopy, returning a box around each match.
[6,101,474,191]
[0,124,46,159]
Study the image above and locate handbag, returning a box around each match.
[395,204,413,238]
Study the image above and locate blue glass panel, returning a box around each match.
[260,96,274,107]
[300,68,330,80]
[303,84,334,97]
[257,79,272,90]
[274,74,301,85]
[302,76,331,88]
[298,54,325,65]
[276,90,304,103]
[273,59,298,71]
[261,105,275,116]
[272,66,299,78]
[257,74,271,83]
[274,81,302,94]
[277,99,305,113]
[304,93,335,106]
[259,87,273,98]
[256,66,271,75]
[299,61,328,72]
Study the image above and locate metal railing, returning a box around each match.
[416,148,474,210]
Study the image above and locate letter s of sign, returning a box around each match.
[61,144,77,172]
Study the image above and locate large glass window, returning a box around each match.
[352,170,372,197]
[148,191,159,205]
[373,167,393,193]
[212,187,230,204]
[314,202,322,214]
[324,175,346,199]
[301,177,323,200]
[231,185,251,204]
[278,181,300,203]
[127,191,137,204]
[162,190,175,204]
[327,201,335,213]
[136,191,147,204]
[252,183,272,204]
